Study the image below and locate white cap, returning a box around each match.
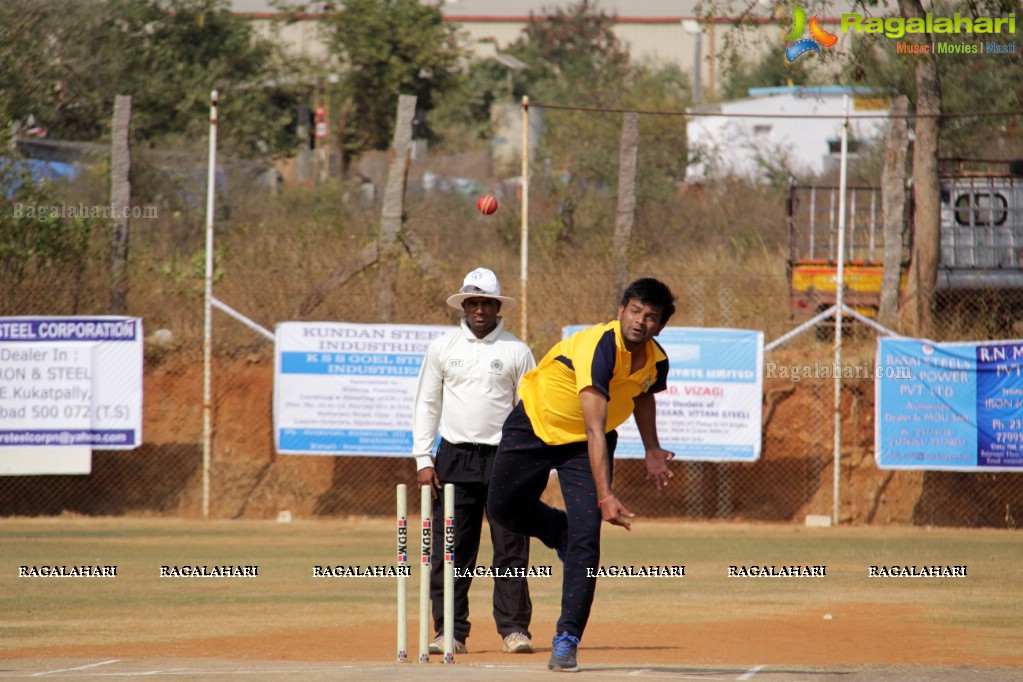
[445,267,517,310]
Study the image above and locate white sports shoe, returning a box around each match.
[428,634,467,655]
[503,631,534,653]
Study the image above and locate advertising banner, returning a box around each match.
[0,316,143,452]
[275,322,763,461]
[876,337,1023,470]
[565,326,764,461]
[274,321,448,455]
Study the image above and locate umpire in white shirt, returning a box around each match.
[413,267,536,655]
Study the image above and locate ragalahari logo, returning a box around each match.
[784,6,839,62]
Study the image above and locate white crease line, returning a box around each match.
[70,667,377,677]
[737,665,765,680]
[112,670,188,677]
[108,670,342,677]
[31,660,121,677]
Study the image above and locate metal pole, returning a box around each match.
[833,94,850,526]
[202,90,218,520]
[691,29,702,104]
[520,95,530,343]
[682,20,702,105]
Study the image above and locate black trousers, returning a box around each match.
[430,439,532,642]
[487,401,617,641]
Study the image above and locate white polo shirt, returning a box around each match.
[412,317,535,471]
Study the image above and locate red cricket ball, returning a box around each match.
[476,194,498,215]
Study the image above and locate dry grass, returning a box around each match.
[2,517,1021,667]
[9,142,1018,360]
[36,153,790,361]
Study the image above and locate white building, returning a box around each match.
[686,85,893,180]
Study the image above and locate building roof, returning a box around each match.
[746,85,893,98]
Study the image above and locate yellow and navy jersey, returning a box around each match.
[518,319,669,445]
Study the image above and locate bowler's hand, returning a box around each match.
[598,493,635,531]
[417,466,440,499]
[645,447,675,490]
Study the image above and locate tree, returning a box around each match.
[0,0,304,157]
[318,0,462,163]
[702,0,1022,334]
[895,0,942,335]
[429,58,510,147]
[490,3,689,252]
[494,0,634,109]
[839,0,1021,333]
[0,164,105,315]
[721,48,816,101]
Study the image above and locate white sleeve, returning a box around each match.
[513,344,537,404]
[411,337,445,465]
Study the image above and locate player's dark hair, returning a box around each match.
[620,278,676,327]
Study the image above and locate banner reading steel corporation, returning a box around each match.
[875,337,1023,470]
[564,326,764,461]
[274,321,448,455]
[0,316,143,449]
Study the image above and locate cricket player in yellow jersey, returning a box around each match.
[487,278,677,672]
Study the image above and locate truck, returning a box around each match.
[787,165,1023,333]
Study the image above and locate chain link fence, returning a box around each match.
[2,117,1022,528]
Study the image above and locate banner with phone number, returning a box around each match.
[564,326,764,461]
[0,316,143,449]
[274,321,448,455]
[876,337,1023,470]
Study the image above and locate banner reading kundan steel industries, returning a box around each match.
[274,321,448,456]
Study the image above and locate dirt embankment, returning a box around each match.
[2,355,1018,528]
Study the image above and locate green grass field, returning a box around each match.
[2,517,1021,669]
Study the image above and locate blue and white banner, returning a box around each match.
[0,316,142,450]
[565,326,764,461]
[274,321,448,456]
[875,337,1023,470]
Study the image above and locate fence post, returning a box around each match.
[202,90,219,520]
[377,94,417,321]
[110,94,131,314]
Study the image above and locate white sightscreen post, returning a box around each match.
[520,95,530,343]
[203,90,219,520]
[833,94,850,526]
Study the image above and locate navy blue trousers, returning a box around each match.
[487,402,617,640]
